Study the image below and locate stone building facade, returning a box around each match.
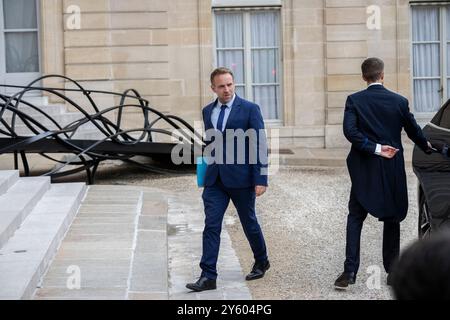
[2,0,446,148]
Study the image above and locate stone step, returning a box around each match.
[0,176,51,249]
[0,120,112,139]
[69,130,108,140]
[2,112,84,128]
[0,114,146,140]
[1,103,66,117]
[16,96,49,106]
[0,182,87,300]
[0,170,19,196]
[69,130,145,140]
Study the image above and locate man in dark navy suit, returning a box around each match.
[186,67,270,292]
[334,58,433,290]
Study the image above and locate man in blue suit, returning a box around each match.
[334,58,433,290]
[186,67,270,292]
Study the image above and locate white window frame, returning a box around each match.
[410,3,450,122]
[213,7,283,126]
[0,0,42,96]
[212,0,281,8]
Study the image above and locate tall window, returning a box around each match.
[412,5,450,114]
[0,0,40,95]
[2,0,39,73]
[214,9,282,121]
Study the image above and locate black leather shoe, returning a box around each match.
[246,260,270,281]
[334,272,356,290]
[186,277,217,292]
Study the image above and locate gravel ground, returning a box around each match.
[226,166,419,300]
[82,163,420,300]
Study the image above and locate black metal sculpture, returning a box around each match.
[0,75,203,184]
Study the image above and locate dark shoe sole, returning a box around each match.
[334,280,355,291]
[334,284,349,290]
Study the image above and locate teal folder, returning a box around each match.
[196,156,207,187]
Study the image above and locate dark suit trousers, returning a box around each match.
[200,176,268,280]
[344,190,400,275]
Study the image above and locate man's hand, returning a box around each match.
[380,145,399,159]
[255,186,267,197]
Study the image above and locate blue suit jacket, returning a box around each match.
[343,85,429,222]
[202,95,268,189]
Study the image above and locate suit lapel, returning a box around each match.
[224,95,242,130]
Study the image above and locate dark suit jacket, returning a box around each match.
[202,95,268,189]
[343,85,429,222]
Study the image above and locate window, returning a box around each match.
[0,0,41,95]
[412,5,450,114]
[2,0,39,73]
[214,9,282,121]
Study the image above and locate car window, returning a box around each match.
[431,100,450,129]
[440,104,450,129]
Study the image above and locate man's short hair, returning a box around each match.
[210,67,234,85]
[390,231,450,300]
[361,57,384,82]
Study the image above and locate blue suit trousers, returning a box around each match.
[200,176,268,279]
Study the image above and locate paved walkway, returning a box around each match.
[33,185,251,300]
[167,194,251,300]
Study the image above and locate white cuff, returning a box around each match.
[375,144,382,155]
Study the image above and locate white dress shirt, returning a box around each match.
[211,94,236,131]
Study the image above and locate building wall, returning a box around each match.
[280,0,326,148]
[38,0,417,148]
[41,0,207,135]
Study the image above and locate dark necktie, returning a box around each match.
[216,104,227,132]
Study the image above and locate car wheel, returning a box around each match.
[418,187,432,238]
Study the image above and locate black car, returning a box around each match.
[413,100,450,238]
